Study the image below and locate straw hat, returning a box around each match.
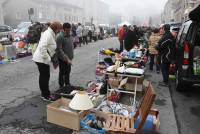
[69,91,94,111]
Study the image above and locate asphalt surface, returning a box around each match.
[0,38,118,134]
[169,81,200,134]
[0,37,179,134]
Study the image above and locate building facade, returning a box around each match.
[2,0,109,28]
[162,0,200,23]
[2,0,84,28]
[161,0,176,23]
[82,0,109,25]
[0,0,6,25]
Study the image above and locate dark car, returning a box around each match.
[175,20,200,90]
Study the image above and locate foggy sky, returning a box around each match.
[101,0,168,20]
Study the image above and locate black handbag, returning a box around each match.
[47,49,59,69]
[51,53,59,69]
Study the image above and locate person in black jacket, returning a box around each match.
[124,26,138,51]
[156,24,175,86]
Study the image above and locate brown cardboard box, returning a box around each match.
[108,77,144,92]
[125,77,143,91]
[47,98,88,131]
[108,77,121,88]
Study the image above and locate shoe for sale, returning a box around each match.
[42,95,56,102]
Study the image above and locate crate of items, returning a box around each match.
[47,98,88,131]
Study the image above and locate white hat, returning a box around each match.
[69,91,94,111]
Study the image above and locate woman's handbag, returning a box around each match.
[51,53,59,69]
[47,49,59,69]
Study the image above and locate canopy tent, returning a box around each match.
[118,21,131,27]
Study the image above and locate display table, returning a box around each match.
[106,72,144,111]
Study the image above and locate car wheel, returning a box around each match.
[175,70,184,91]
[175,70,191,91]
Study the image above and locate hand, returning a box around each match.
[170,63,176,68]
[65,59,72,65]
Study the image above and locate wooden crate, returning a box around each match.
[105,114,136,133]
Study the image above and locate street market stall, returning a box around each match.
[46,41,160,133]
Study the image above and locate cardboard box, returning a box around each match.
[108,77,121,88]
[47,98,88,131]
[124,77,143,91]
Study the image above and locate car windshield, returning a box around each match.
[170,22,182,27]
[17,22,31,29]
[18,27,28,33]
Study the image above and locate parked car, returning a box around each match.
[0,25,14,41]
[0,25,14,45]
[175,19,200,90]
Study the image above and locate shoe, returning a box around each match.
[59,85,64,89]
[42,95,56,102]
[40,96,44,99]
[156,71,160,74]
[159,81,168,87]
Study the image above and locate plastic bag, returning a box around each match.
[80,114,106,134]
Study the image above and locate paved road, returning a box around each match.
[169,81,200,134]
[0,37,178,134]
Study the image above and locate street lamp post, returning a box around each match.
[28,8,34,23]
[91,17,93,25]
[0,1,5,25]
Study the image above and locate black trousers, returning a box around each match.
[35,62,50,97]
[83,36,88,45]
[161,63,170,83]
[119,40,124,52]
[59,59,71,87]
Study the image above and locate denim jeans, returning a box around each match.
[160,63,170,83]
[149,54,160,71]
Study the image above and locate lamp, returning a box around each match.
[69,91,94,111]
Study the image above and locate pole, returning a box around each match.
[0,2,4,25]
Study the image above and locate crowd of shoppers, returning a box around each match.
[117,24,176,87]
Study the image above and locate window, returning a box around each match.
[178,23,191,46]
[194,27,200,46]
[16,12,21,20]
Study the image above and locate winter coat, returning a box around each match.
[56,31,74,62]
[76,26,83,37]
[156,31,175,64]
[118,27,126,41]
[124,30,138,51]
[148,33,161,55]
[82,28,88,37]
[32,27,56,65]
